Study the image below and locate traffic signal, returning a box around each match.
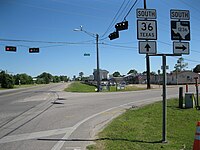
[115,21,128,31]
[5,46,17,52]
[109,31,119,40]
[29,48,39,53]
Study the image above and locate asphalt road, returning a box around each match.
[0,83,196,150]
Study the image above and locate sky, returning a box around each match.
[0,0,200,79]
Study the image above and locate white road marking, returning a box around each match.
[65,147,81,150]
[0,127,73,144]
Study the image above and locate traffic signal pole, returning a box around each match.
[144,0,151,89]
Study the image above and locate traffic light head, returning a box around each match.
[5,46,17,52]
[109,31,119,40]
[29,48,39,53]
[115,21,128,31]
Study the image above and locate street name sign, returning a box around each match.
[136,9,156,19]
[137,20,157,40]
[139,41,157,54]
[173,42,189,55]
[170,10,190,20]
[171,21,190,41]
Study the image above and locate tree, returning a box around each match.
[13,73,33,85]
[53,76,61,83]
[174,57,188,72]
[0,71,14,88]
[113,71,121,77]
[127,69,138,75]
[193,64,200,73]
[37,72,53,84]
[79,72,84,80]
[60,76,69,82]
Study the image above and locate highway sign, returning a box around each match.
[139,41,157,54]
[137,20,157,40]
[171,21,190,41]
[136,9,156,19]
[173,42,189,55]
[170,10,190,20]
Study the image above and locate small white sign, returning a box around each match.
[137,20,157,40]
[170,9,190,20]
[139,41,157,54]
[173,42,189,55]
[136,9,156,19]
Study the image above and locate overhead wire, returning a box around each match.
[100,0,139,40]
[101,0,127,38]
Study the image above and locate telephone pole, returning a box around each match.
[144,0,151,89]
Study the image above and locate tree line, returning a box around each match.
[0,71,69,89]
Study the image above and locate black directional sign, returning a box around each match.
[171,21,190,41]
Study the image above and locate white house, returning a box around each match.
[93,69,109,81]
[167,71,200,84]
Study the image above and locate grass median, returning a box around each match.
[65,82,145,93]
[87,98,200,150]
[65,82,96,92]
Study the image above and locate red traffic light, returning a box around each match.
[29,48,39,53]
[5,46,17,52]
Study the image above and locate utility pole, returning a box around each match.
[144,0,151,89]
[96,34,100,92]
[74,27,101,92]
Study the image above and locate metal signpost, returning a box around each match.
[137,1,191,143]
[137,5,157,89]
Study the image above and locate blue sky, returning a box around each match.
[0,0,199,78]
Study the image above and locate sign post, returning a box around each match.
[170,9,191,55]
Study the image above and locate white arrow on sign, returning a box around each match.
[173,42,189,55]
[139,41,157,54]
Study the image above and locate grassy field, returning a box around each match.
[87,99,200,150]
[65,82,145,93]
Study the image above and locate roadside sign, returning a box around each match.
[137,20,157,40]
[173,42,189,55]
[170,10,190,20]
[136,9,156,19]
[84,53,90,56]
[139,41,157,54]
[171,21,190,41]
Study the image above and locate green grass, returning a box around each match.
[65,82,145,93]
[65,82,96,92]
[87,99,200,150]
[102,85,145,92]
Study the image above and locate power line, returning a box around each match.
[123,0,139,20]
[101,0,127,38]
[0,38,94,45]
[101,42,137,49]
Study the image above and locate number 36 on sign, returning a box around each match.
[137,20,157,40]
